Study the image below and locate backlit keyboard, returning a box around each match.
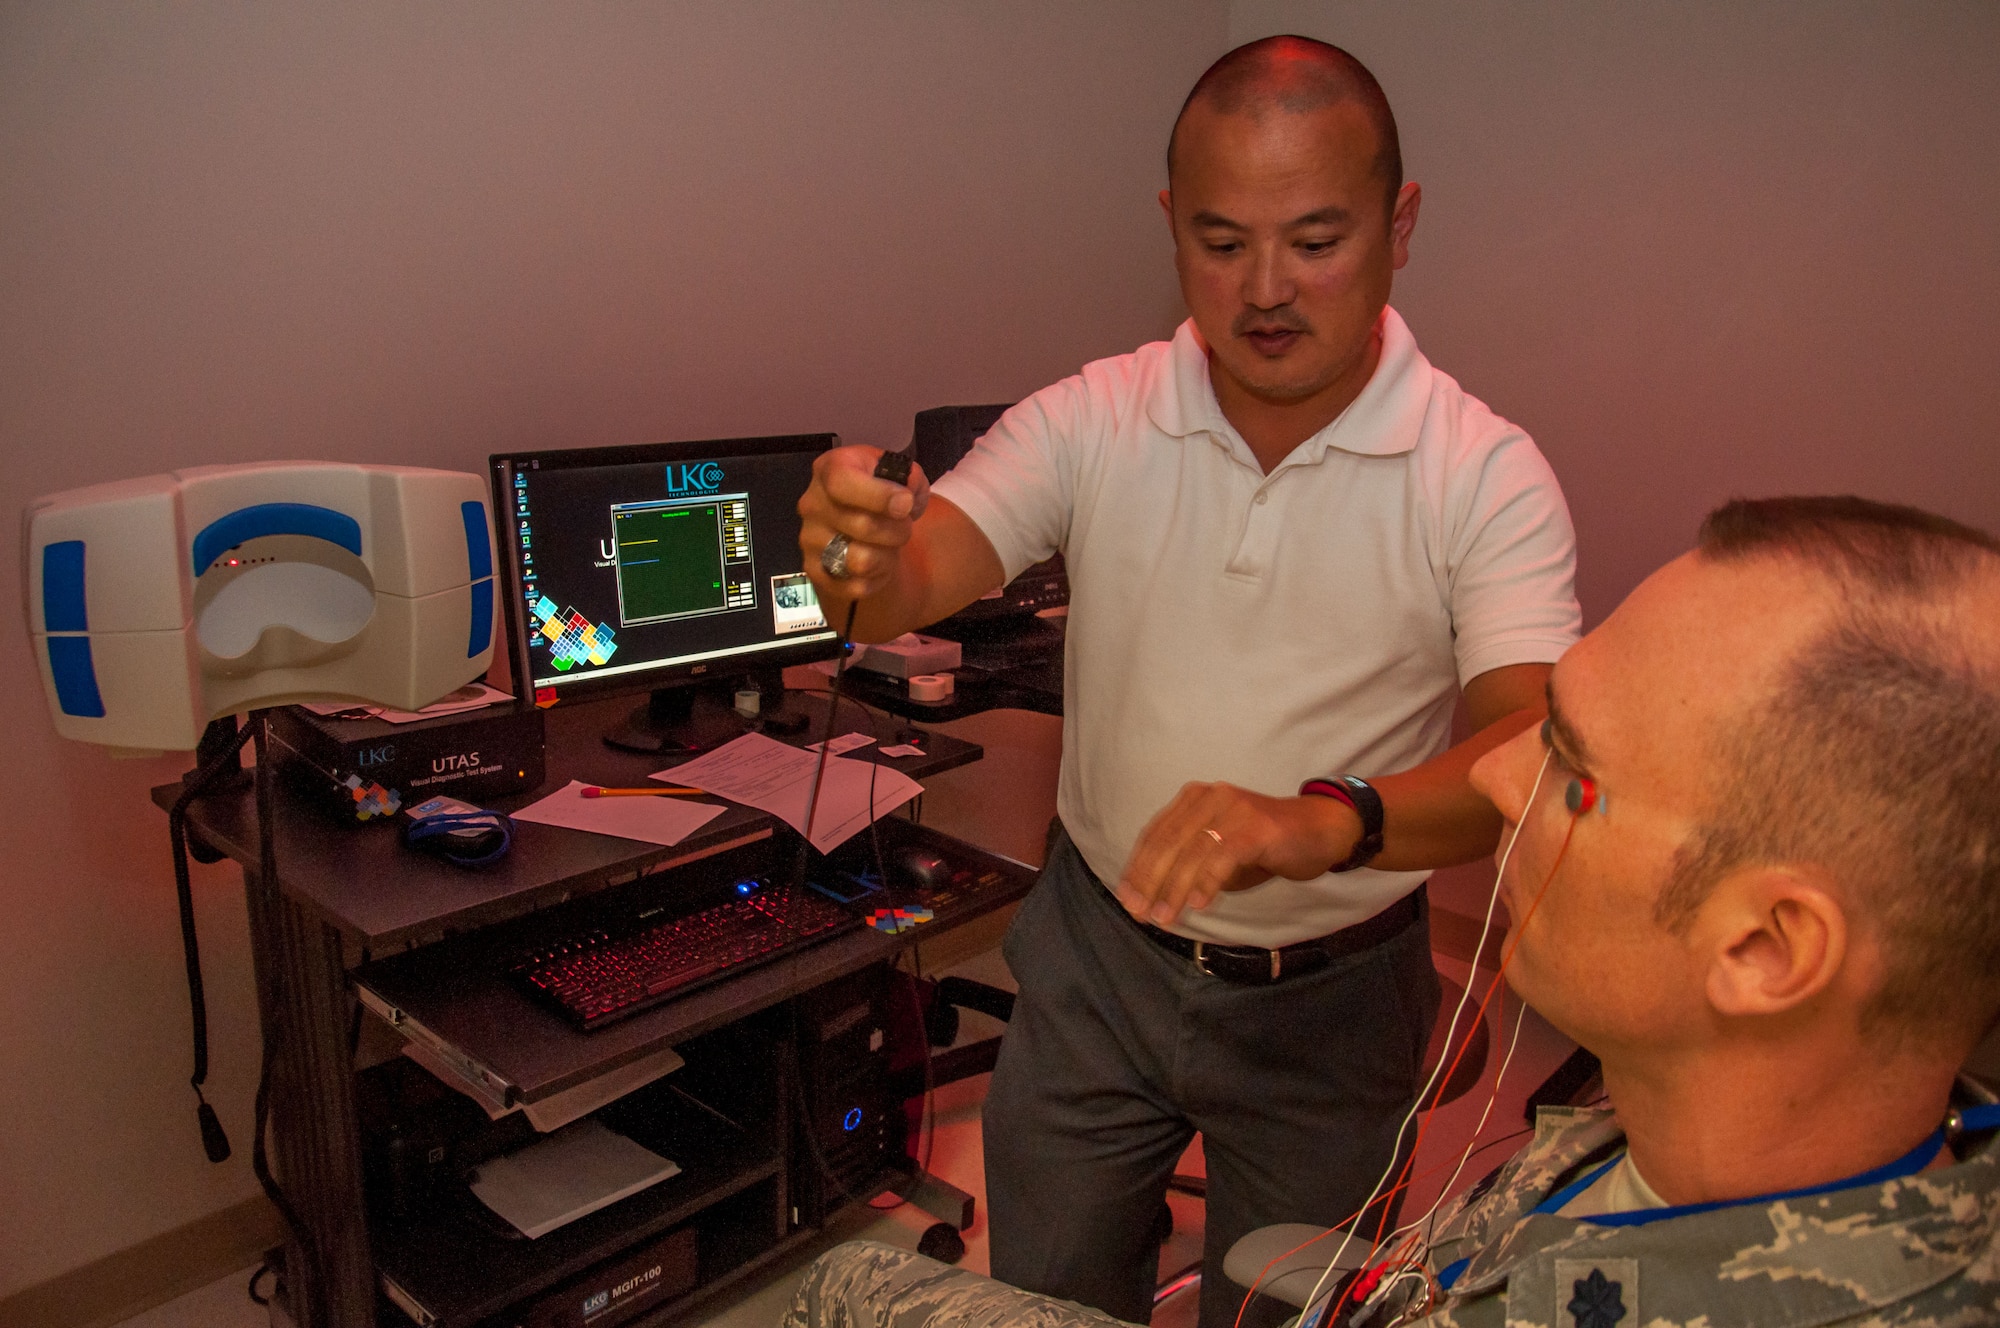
[509,882,858,1029]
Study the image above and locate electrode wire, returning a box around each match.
[798,601,860,861]
[1314,801,1580,1328]
[785,680,896,899]
[1234,749,1556,1328]
[1413,997,1531,1246]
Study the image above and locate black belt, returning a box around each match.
[1112,880,1426,985]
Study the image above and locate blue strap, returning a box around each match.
[1957,1103,2000,1133]
[1535,1127,1947,1230]
[1533,1152,1624,1217]
[191,502,361,573]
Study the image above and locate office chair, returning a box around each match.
[1219,1015,1602,1316]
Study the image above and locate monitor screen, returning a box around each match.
[490,435,842,709]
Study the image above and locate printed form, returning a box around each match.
[655,732,921,853]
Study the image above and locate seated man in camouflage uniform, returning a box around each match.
[784,496,2000,1328]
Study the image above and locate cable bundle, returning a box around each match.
[1234,749,1580,1328]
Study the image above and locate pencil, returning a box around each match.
[582,785,708,798]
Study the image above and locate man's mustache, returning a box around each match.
[1232,311,1311,337]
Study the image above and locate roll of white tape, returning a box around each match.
[907,673,954,704]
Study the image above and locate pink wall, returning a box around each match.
[1234,1,2000,623]
[0,2,1226,1295]
[7,0,1998,1300]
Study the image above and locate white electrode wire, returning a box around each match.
[1284,748,1555,1328]
[1393,748,1553,1244]
[1398,994,1531,1247]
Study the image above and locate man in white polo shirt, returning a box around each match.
[798,35,1580,1328]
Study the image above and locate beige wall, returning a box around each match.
[7,0,2000,1303]
[1234,0,2000,622]
[0,2,1226,1297]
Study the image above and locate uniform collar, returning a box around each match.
[1143,307,1434,466]
[1442,1104,2000,1327]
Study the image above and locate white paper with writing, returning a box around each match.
[655,732,921,853]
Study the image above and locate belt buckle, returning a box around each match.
[1190,942,1282,982]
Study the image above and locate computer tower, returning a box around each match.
[792,963,905,1226]
[911,404,1069,629]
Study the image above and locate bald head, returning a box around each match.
[1168,36,1402,218]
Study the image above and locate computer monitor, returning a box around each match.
[490,435,844,752]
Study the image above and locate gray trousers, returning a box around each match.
[983,828,1440,1328]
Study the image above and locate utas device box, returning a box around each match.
[268,700,545,822]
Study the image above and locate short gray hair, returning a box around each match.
[1659,496,2000,1042]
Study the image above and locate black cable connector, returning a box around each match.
[795,447,916,890]
[196,1093,231,1164]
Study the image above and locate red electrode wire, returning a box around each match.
[1231,806,1583,1328]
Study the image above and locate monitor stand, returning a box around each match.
[602,670,815,755]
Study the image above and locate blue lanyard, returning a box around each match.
[1535,1136,1941,1227]
[1531,1106,2000,1228]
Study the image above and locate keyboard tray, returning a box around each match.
[510,881,859,1030]
[353,821,1038,1105]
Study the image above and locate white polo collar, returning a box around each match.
[1145,307,1434,466]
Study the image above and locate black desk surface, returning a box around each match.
[839,613,1066,722]
[152,691,982,952]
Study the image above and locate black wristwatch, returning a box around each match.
[1299,774,1385,873]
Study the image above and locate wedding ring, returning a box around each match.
[1203,828,1224,847]
[819,532,852,579]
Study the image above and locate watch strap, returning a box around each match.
[1300,775,1385,873]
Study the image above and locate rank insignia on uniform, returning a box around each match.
[1555,1258,1636,1328]
[1568,1268,1623,1327]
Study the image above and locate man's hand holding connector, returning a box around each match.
[797,445,932,607]
[795,444,1006,646]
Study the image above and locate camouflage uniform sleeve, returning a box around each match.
[784,1241,1140,1328]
